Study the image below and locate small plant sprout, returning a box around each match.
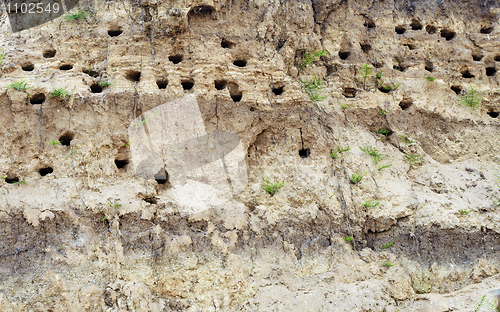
[330,146,350,159]
[399,135,414,144]
[98,81,112,87]
[12,178,28,185]
[375,71,384,85]
[359,146,387,164]
[425,76,436,82]
[359,63,373,89]
[378,109,387,116]
[459,84,483,109]
[404,153,424,167]
[350,171,366,184]
[5,79,31,92]
[100,214,109,225]
[108,201,122,208]
[299,50,328,69]
[362,200,380,208]
[1,176,6,179]
[263,178,284,196]
[124,141,130,148]
[64,8,91,21]
[460,209,471,215]
[380,238,395,249]
[377,164,392,171]
[329,189,337,198]
[49,87,71,101]
[379,82,401,93]
[0,47,6,64]
[382,261,395,267]
[341,103,355,109]
[301,75,327,102]
[49,140,61,146]
[344,235,353,243]
[376,128,391,139]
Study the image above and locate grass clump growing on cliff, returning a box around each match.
[263,178,284,196]
[380,238,395,250]
[99,81,112,87]
[0,47,6,65]
[330,146,350,159]
[5,79,31,92]
[64,8,91,21]
[362,200,380,208]
[301,75,326,102]
[459,85,483,109]
[49,87,71,101]
[49,140,61,146]
[344,235,353,243]
[349,171,366,184]
[425,76,436,82]
[359,146,386,164]
[399,135,414,144]
[404,153,423,167]
[359,64,373,89]
[382,261,394,267]
[299,50,327,69]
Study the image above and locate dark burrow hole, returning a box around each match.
[426,25,437,34]
[338,51,350,60]
[83,69,99,78]
[221,39,235,49]
[108,29,123,37]
[363,17,375,28]
[90,83,103,93]
[169,55,183,64]
[451,85,462,95]
[299,148,310,158]
[395,25,406,34]
[181,79,194,90]
[59,64,73,70]
[425,61,434,72]
[156,79,168,89]
[143,196,158,204]
[393,63,405,72]
[272,86,284,95]
[472,52,484,62]
[59,132,74,146]
[189,5,214,18]
[22,64,34,71]
[440,29,455,41]
[360,43,371,53]
[410,19,423,31]
[39,167,53,176]
[231,94,242,102]
[233,59,247,67]
[461,70,474,79]
[154,168,169,185]
[30,93,46,104]
[342,87,357,98]
[487,111,499,118]
[495,55,500,62]
[404,43,416,50]
[399,98,413,110]
[43,49,56,58]
[114,159,128,169]
[125,70,141,82]
[480,26,494,34]
[486,67,497,76]
[214,80,227,90]
[377,128,393,137]
[5,177,19,184]
[228,83,242,102]
[372,62,384,69]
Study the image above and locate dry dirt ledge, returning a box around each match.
[1,0,500,311]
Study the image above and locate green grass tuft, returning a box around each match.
[98,81,112,87]
[380,239,395,249]
[377,164,391,171]
[350,171,366,184]
[459,84,483,109]
[65,9,91,21]
[359,146,386,164]
[49,140,61,146]
[404,153,423,167]
[301,75,327,102]
[460,209,471,215]
[425,76,436,82]
[398,135,414,144]
[0,47,6,65]
[5,79,31,92]
[49,87,71,101]
[263,178,284,196]
[344,235,353,243]
[362,200,380,208]
[299,50,327,69]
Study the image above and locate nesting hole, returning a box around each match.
[472,52,484,62]
[395,25,406,34]
[338,51,350,60]
[169,55,183,64]
[59,132,74,146]
[22,64,34,71]
[30,93,46,104]
[43,49,56,58]
[426,25,437,34]
[90,83,103,93]
[486,67,497,76]
[221,39,235,49]
[181,79,194,90]
[39,167,53,176]
[399,98,413,110]
[480,27,494,34]
[59,64,73,70]
[154,168,169,185]
[425,61,434,72]
[156,79,168,89]
[360,43,372,53]
[188,5,214,19]
[125,70,141,82]
[228,83,242,102]
[441,29,455,40]
[272,86,284,95]
[143,196,158,204]
[461,69,474,79]
[495,55,500,62]
[487,111,499,118]
[342,87,357,98]
[5,177,19,184]
[214,80,227,90]
[451,85,462,95]
[299,148,310,158]
[363,17,375,28]
[108,29,123,37]
[114,159,129,169]
[233,59,247,67]
[410,19,423,31]
[83,69,99,78]
[393,62,405,72]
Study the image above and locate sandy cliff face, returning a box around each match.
[0,0,500,311]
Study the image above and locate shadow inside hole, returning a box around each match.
[486,67,497,76]
[143,196,158,204]
[363,17,375,28]
[156,79,168,89]
[272,87,284,95]
[30,93,46,104]
[395,25,406,34]
[125,71,141,82]
[221,39,235,49]
[393,64,405,72]
[487,111,499,118]
[90,84,103,93]
[410,19,423,31]
[472,52,484,62]
[399,98,413,110]
[43,49,56,58]
[59,64,73,70]
[114,159,128,169]
[169,55,183,64]
[22,64,34,71]
[39,167,53,176]
[59,132,74,146]
[360,43,371,53]
[342,87,357,98]
[440,29,455,40]
[5,177,19,184]
[451,85,462,95]
[233,60,247,67]
[480,27,494,34]
[495,55,500,62]
[338,51,350,60]
[462,70,474,79]
[299,148,310,158]
[182,80,194,90]
[83,69,99,78]
[426,25,437,34]
[214,80,227,90]
[425,61,434,72]
[154,168,169,185]
[108,29,123,37]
